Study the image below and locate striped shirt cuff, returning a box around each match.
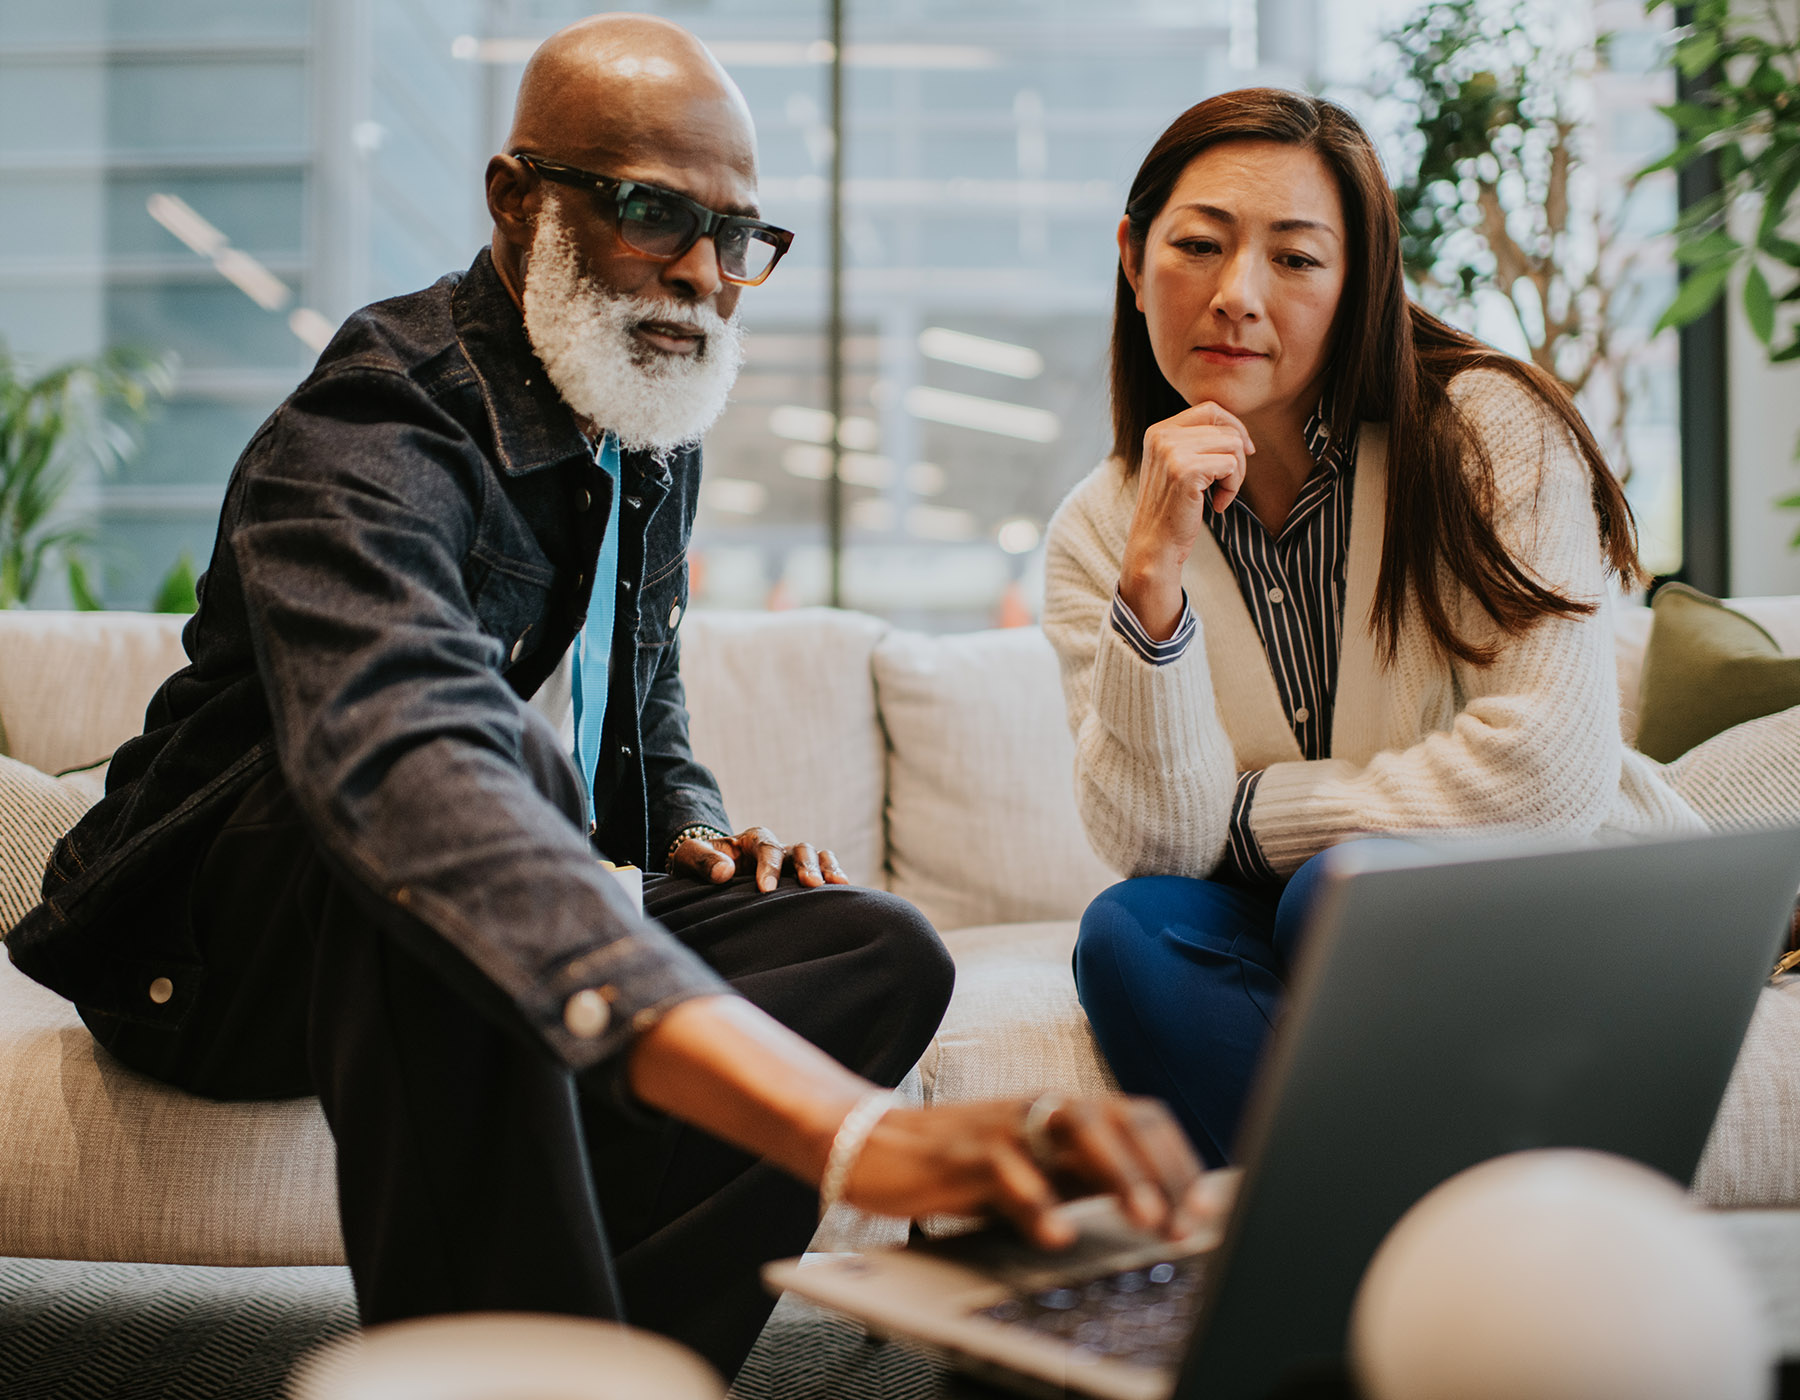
[1110,587,1197,666]
[1224,769,1278,884]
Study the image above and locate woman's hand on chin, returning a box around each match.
[1119,401,1254,640]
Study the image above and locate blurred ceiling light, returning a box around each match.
[781,446,899,489]
[288,308,337,353]
[146,192,225,257]
[768,406,879,451]
[150,193,334,351]
[450,36,996,68]
[904,386,1060,443]
[850,498,895,532]
[905,462,947,496]
[996,517,1042,554]
[701,478,768,515]
[212,247,291,311]
[906,505,978,542]
[918,327,1044,379]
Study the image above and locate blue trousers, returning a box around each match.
[1073,852,1335,1167]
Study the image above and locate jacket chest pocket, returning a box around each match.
[470,556,555,670]
[636,555,687,651]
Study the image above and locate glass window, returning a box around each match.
[0,0,1688,610]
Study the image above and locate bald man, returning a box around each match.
[9,13,1206,1378]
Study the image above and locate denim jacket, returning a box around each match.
[6,249,733,1073]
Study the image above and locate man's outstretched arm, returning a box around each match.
[630,993,1215,1248]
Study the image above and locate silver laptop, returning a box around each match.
[766,827,1800,1400]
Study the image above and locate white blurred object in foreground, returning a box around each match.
[291,1312,723,1400]
[1351,1149,1772,1400]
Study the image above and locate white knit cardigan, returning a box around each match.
[1042,368,1706,881]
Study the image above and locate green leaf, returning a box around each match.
[1762,231,1800,266]
[151,550,198,614]
[65,556,101,611]
[1747,263,1777,343]
[1656,258,1735,333]
[1675,228,1740,264]
[1638,141,1704,177]
[1676,32,1721,78]
[1773,335,1800,362]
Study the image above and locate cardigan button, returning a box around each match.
[1293,706,1311,724]
[1267,586,1285,605]
[148,977,174,1006]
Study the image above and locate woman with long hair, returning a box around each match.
[1042,89,1705,1166]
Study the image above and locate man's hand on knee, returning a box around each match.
[668,824,850,892]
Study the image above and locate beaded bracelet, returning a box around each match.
[817,1089,897,1222]
[664,822,734,872]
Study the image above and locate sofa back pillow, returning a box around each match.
[676,608,890,888]
[874,626,1117,932]
[0,756,103,935]
[0,611,188,776]
[1635,584,1800,763]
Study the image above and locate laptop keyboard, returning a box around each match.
[974,1255,1209,1369]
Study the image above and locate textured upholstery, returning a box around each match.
[0,956,342,1265]
[1666,704,1800,833]
[677,608,890,888]
[0,611,187,776]
[6,600,1800,1276]
[920,920,1116,1107]
[873,627,1116,932]
[0,757,101,933]
[1696,980,1800,1208]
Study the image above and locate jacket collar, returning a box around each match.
[451,248,590,478]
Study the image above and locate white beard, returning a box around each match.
[521,193,744,455]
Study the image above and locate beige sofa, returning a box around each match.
[4,602,1800,1332]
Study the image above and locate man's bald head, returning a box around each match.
[505,14,756,180]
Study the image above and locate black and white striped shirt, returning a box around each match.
[1110,405,1356,883]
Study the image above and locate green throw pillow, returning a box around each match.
[1635,583,1800,763]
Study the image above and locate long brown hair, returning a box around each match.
[1110,89,1642,665]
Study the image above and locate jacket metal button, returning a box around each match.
[668,603,682,630]
[148,977,173,1005]
[620,579,632,593]
[625,495,642,510]
[564,988,610,1039]
[620,744,633,759]
[576,487,592,512]
[510,635,526,663]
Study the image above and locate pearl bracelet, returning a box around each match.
[817,1089,897,1222]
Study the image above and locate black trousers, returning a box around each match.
[83,716,954,1379]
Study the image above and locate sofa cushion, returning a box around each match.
[0,756,105,934]
[1694,978,1800,1208]
[676,608,891,887]
[1636,586,1800,762]
[0,954,343,1266]
[0,611,188,776]
[1665,703,1800,833]
[873,627,1117,932]
[920,920,1117,1107]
